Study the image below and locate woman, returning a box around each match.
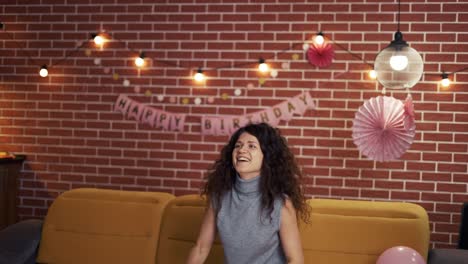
[187,123,309,264]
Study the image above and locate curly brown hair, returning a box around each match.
[203,122,310,223]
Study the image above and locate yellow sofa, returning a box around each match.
[26,188,429,264]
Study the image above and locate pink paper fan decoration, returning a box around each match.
[352,96,416,162]
[403,94,415,131]
[307,43,335,68]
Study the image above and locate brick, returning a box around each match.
[422,172,452,182]
[135,177,162,187]
[345,179,372,188]
[437,163,467,173]
[375,180,404,189]
[375,161,405,170]
[331,188,359,197]
[406,181,435,191]
[439,143,467,153]
[316,177,343,187]
[422,192,451,202]
[392,171,420,180]
[422,152,452,162]
[435,223,459,233]
[391,191,420,201]
[111,176,136,184]
[437,183,467,193]
[164,179,188,188]
[423,132,454,142]
[361,190,390,199]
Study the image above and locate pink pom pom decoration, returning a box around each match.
[307,43,335,68]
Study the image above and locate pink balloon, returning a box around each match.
[377,246,426,264]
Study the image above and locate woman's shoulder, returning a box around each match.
[280,196,296,215]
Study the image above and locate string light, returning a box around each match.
[313,32,325,46]
[93,35,104,46]
[440,72,450,87]
[39,65,48,77]
[194,68,205,82]
[368,69,377,79]
[0,22,464,88]
[258,58,269,73]
[92,33,105,48]
[135,52,145,67]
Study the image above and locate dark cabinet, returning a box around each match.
[0,155,25,230]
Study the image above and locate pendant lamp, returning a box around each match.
[374,0,423,89]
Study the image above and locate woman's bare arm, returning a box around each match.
[280,198,304,264]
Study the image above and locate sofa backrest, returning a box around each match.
[301,198,430,264]
[156,195,430,264]
[36,188,174,264]
[36,189,430,264]
[156,194,224,264]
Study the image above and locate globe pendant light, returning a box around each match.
[374,0,423,89]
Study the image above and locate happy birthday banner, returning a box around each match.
[114,92,315,134]
[202,92,316,136]
[114,94,186,132]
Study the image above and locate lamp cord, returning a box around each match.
[397,0,401,32]
[452,66,468,74]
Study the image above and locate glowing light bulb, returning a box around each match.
[368,70,377,79]
[194,68,205,82]
[314,34,324,46]
[258,58,269,73]
[94,35,104,46]
[39,65,48,77]
[441,73,450,87]
[258,63,269,72]
[389,55,408,71]
[135,54,145,67]
[441,78,450,87]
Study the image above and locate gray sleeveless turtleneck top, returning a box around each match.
[216,175,286,264]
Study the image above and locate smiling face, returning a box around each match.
[232,132,264,180]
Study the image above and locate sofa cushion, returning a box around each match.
[156,195,224,264]
[300,199,430,264]
[36,188,174,264]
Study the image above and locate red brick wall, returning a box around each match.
[1,0,467,249]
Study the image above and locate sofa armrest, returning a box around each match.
[0,219,43,264]
[428,248,468,264]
